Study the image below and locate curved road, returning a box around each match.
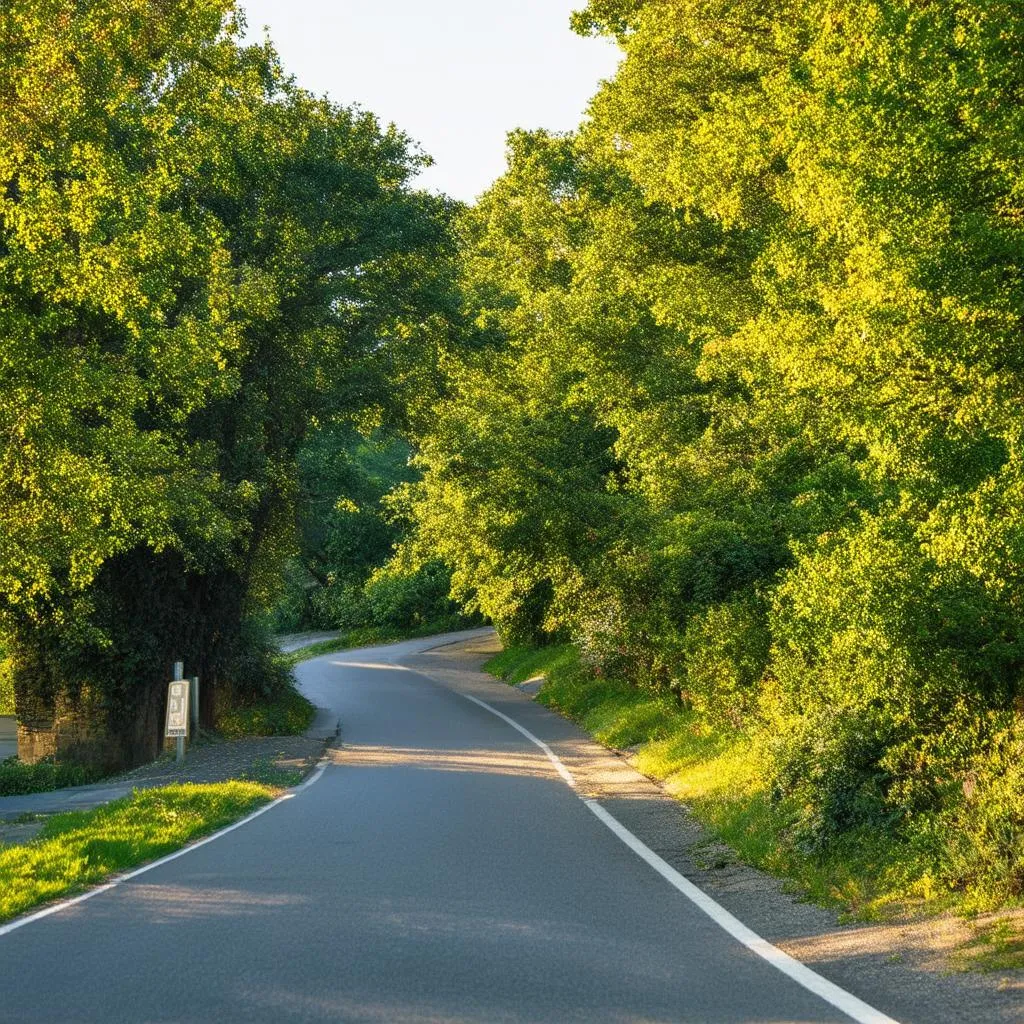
[0,632,896,1023]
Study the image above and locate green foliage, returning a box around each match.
[290,426,419,628]
[215,653,315,739]
[215,685,314,740]
[1,0,458,768]
[939,719,1024,910]
[680,595,770,729]
[0,757,103,797]
[0,782,274,922]
[0,0,245,613]
[408,0,1024,912]
[0,657,13,716]
[765,515,1023,847]
[364,560,460,630]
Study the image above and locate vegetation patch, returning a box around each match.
[216,678,316,739]
[0,656,13,716]
[952,917,1024,974]
[0,758,105,798]
[0,782,276,924]
[487,645,1015,927]
[237,758,306,789]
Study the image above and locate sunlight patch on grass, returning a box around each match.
[482,643,575,686]
[0,782,276,923]
[952,917,1024,973]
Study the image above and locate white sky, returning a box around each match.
[237,0,620,203]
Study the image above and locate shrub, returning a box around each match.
[364,559,460,630]
[0,758,103,797]
[215,619,316,738]
[681,596,770,728]
[764,515,1023,848]
[939,716,1024,908]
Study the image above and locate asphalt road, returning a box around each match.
[0,631,893,1023]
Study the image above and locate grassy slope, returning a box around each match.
[0,781,280,923]
[216,679,317,739]
[280,615,473,669]
[486,644,946,923]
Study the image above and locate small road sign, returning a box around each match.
[165,680,190,739]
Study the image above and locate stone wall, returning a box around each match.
[16,689,116,770]
[0,715,17,761]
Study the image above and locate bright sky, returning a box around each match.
[237,0,620,203]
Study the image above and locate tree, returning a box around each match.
[1,0,457,768]
[409,0,1024,890]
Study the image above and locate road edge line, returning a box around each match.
[0,757,331,939]
[460,692,899,1024]
[462,693,576,788]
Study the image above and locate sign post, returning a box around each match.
[165,662,189,762]
[190,676,200,734]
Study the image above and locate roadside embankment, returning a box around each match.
[486,643,1024,978]
[0,782,280,925]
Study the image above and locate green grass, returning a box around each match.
[216,681,316,739]
[952,917,1024,973]
[282,615,473,669]
[237,757,305,789]
[0,757,105,797]
[0,781,278,923]
[486,644,946,923]
[483,643,576,686]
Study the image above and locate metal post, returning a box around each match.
[173,662,185,762]
[190,676,199,736]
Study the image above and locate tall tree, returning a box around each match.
[1,0,456,768]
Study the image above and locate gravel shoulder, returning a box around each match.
[406,633,1024,1024]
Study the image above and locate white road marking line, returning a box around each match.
[0,757,332,939]
[461,692,900,1024]
[462,693,577,788]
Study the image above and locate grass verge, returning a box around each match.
[281,615,475,669]
[484,645,952,924]
[0,758,106,798]
[0,781,278,924]
[216,680,316,739]
[952,917,1024,973]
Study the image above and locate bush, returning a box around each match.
[364,559,460,630]
[680,596,770,728]
[215,680,315,739]
[309,583,372,631]
[939,716,1024,908]
[0,758,103,797]
[764,515,1023,848]
[215,619,316,738]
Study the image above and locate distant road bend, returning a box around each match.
[0,630,905,1024]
